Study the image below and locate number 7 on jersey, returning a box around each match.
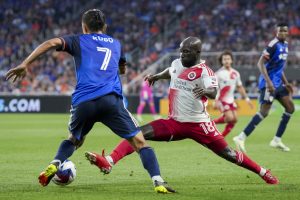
[97,47,112,71]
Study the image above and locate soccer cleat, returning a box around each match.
[38,163,58,186]
[269,139,290,152]
[85,150,112,174]
[154,180,176,193]
[261,170,279,184]
[233,136,246,153]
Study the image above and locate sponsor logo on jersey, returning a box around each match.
[188,72,196,80]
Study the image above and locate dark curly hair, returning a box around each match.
[82,9,106,32]
[218,50,233,66]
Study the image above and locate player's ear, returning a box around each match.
[102,24,107,34]
[82,23,88,34]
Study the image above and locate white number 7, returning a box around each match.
[97,47,112,71]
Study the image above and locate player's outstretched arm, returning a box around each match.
[257,55,274,93]
[282,72,293,95]
[193,87,217,99]
[6,38,62,82]
[144,67,171,86]
[118,59,127,75]
[237,85,253,109]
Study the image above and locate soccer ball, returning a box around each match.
[52,160,76,186]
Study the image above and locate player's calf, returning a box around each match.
[217,147,279,184]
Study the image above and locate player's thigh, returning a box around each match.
[223,110,235,122]
[206,138,229,155]
[147,118,180,141]
[100,94,140,139]
[188,121,224,147]
[232,110,238,120]
[68,101,97,141]
[278,95,295,113]
[276,86,295,113]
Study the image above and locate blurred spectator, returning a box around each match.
[0,0,300,96]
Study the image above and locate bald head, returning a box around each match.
[179,37,202,68]
[180,37,202,52]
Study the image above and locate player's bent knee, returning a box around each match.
[140,125,155,140]
[228,117,237,124]
[218,147,236,163]
[128,133,148,152]
[260,111,269,118]
[68,134,84,149]
[286,106,295,114]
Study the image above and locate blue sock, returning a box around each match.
[275,112,292,138]
[54,140,76,163]
[139,147,160,177]
[244,113,264,136]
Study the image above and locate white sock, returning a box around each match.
[274,136,281,143]
[259,167,267,177]
[151,175,164,184]
[50,159,61,166]
[238,132,247,141]
[105,156,114,166]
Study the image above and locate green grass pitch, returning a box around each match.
[0,109,299,199]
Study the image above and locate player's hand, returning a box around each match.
[144,74,158,86]
[5,64,28,83]
[119,64,126,75]
[266,82,275,93]
[285,83,294,96]
[246,98,254,109]
[213,100,221,109]
[192,87,206,99]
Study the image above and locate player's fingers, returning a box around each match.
[5,71,15,81]
[149,81,155,86]
[192,88,200,93]
[144,74,152,81]
[193,88,203,94]
[21,72,26,79]
[13,75,19,83]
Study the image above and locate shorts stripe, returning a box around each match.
[122,102,139,127]
[257,112,264,119]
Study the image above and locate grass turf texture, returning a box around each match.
[0,109,299,199]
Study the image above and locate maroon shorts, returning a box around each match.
[219,101,237,112]
[149,118,228,153]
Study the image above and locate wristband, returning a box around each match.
[245,97,250,101]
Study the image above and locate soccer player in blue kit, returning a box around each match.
[6,9,175,193]
[233,23,295,152]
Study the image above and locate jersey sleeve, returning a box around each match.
[262,41,277,60]
[202,67,218,89]
[168,59,177,75]
[56,35,80,55]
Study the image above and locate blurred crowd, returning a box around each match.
[0,0,300,96]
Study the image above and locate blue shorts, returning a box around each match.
[69,93,140,141]
[259,85,289,104]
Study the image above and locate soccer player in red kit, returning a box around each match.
[213,50,253,137]
[85,37,279,185]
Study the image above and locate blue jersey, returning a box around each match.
[58,33,125,106]
[258,38,288,89]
